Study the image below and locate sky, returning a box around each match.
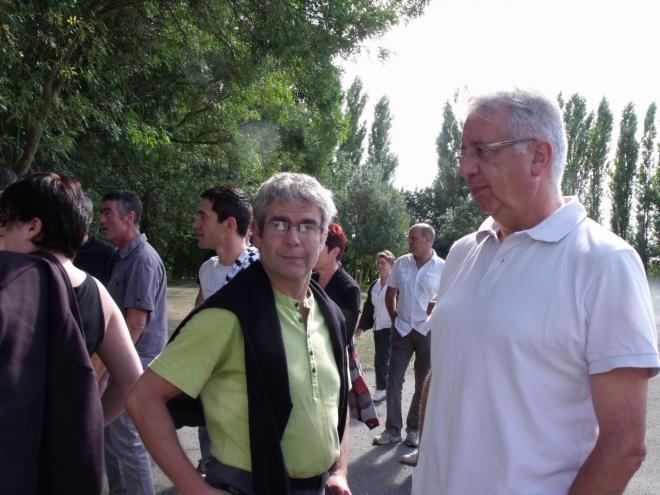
[340,0,659,190]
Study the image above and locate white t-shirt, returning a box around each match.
[370,277,391,331]
[413,198,659,495]
[198,256,232,300]
[387,251,444,337]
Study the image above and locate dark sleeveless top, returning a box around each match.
[73,275,105,355]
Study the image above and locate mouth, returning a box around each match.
[469,183,489,196]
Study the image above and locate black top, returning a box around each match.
[0,251,103,495]
[73,275,105,355]
[315,266,361,340]
[74,236,117,285]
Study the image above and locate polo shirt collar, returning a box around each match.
[118,233,147,259]
[476,196,587,244]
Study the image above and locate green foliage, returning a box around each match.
[366,95,398,183]
[634,102,657,270]
[336,167,410,287]
[1,0,429,277]
[561,93,593,197]
[405,101,483,257]
[610,103,639,241]
[583,98,614,222]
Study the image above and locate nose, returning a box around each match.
[458,155,479,178]
[283,225,302,245]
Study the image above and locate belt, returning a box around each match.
[206,456,328,494]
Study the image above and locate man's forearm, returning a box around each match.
[568,444,645,494]
[126,377,214,495]
[126,307,148,344]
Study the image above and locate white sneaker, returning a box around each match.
[405,430,419,447]
[372,389,386,402]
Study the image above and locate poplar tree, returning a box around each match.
[561,94,593,198]
[339,77,368,169]
[634,102,657,269]
[610,103,639,241]
[434,101,465,211]
[367,96,398,183]
[583,98,614,222]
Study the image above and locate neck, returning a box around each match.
[316,260,339,289]
[497,192,563,241]
[266,270,312,304]
[414,249,432,267]
[216,237,249,266]
[116,228,140,249]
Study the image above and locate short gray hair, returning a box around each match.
[411,223,435,241]
[253,172,337,228]
[468,89,567,186]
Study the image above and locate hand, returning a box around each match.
[326,472,351,494]
[354,328,363,340]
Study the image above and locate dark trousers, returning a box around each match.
[385,328,431,435]
[373,328,391,390]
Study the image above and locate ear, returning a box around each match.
[329,246,341,259]
[225,217,237,232]
[530,141,553,178]
[250,219,262,248]
[26,217,44,241]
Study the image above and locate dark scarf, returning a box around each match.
[167,261,348,494]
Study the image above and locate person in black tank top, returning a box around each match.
[74,274,105,355]
[0,172,142,425]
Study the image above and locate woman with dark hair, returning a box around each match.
[314,222,379,429]
[0,172,142,424]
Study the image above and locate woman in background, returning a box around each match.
[356,250,396,402]
[0,172,142,424]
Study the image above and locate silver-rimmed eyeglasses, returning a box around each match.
[265,219,321,237]
[456,138,536,162]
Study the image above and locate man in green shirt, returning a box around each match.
[127,172,351,495]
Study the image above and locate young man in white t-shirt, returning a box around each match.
[192,186,258,472]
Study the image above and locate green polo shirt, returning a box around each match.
[150,288,341,477]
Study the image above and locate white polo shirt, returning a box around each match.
[413,198,659,495]
[387,251,444,337]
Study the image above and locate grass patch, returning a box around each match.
[166,283,378,371]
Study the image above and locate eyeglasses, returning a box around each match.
[456,138,536,162]
[265,219,322,237]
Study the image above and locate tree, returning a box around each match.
[583,98,614,222]
[366,95,398,183]
[339,77,368,170]
[561,94,593,197]
[405,100,483,257]
[336,167,409,286]
[610,103,639,241]
[1,0,429,277]
[634,102,657,270]
[330,77,368,193]
[434,101,466,212]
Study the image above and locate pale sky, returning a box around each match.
[340,0,659,190]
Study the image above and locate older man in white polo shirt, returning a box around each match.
[413,89,659,495]
[373,223,444,452]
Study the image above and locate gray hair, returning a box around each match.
[253,172,337,228]
[468,89,567,186]
[411,223,435,241]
